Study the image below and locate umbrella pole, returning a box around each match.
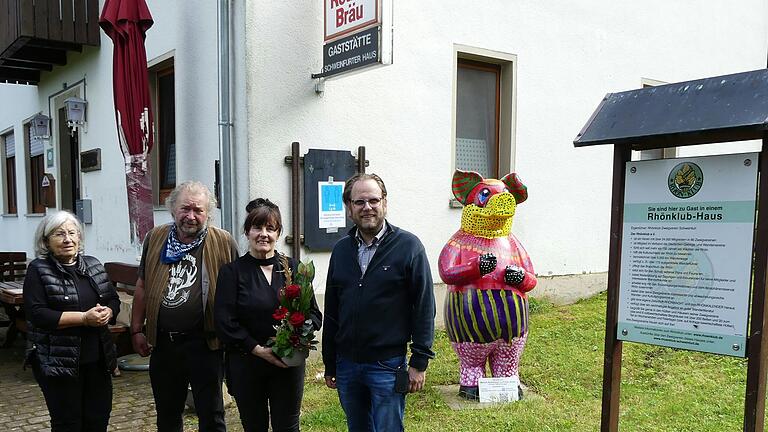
[125,155,154,248]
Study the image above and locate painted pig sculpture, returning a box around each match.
[439,169,536,400]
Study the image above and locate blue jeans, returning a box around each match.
[336,355,407,432]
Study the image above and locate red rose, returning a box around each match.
[288,312,306,327]
[285,284,301,300]
[272,306,288,321]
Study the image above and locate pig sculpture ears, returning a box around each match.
[501,173,528,204]
[452,170,484,205]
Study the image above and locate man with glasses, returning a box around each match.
[322,173,436,432]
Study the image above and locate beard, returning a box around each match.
[355,214,384,238]
[177,220,207,238]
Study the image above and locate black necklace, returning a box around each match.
[250,254,278,267]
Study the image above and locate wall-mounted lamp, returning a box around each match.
[31,113,51,139]
[63,96,87,134]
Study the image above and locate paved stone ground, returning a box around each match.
[0,325,244,432]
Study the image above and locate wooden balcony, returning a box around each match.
[0,0,100,85]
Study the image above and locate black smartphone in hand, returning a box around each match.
[395,367,409,393]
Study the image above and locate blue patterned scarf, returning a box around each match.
[160,223,208,264]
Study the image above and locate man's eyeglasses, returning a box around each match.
[50,230,79,240]
[351,198,384,208]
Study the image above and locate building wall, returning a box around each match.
[1,1,766,300]
[0,85,42,256]
[244,1,768,293]
[0,0,227,263]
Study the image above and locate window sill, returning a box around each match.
[449,199,463,209]
[25,213,46,218]
[1,213,18,217]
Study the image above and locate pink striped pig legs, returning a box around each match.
[453,333,528,386]
[452,341,495,386]
[488,333,527,379]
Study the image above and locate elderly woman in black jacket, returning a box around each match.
[23,210,120,432]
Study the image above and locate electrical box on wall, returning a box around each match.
[75,199,92,224]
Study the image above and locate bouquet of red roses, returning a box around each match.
[268,259,318,360]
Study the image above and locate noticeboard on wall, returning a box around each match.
[80,148,101,172]
[303,149,358,251]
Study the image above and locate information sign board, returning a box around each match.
[478,377,520,403]
[617,153,758,357]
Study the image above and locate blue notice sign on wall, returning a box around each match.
[321,184,343,211]
[318,181,347,229]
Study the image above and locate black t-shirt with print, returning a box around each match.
[157,245,205,333]
[139,231,205,333]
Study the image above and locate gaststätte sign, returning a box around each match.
[325,0,379,41]
[321,26,379,77]
[617,152,758,357]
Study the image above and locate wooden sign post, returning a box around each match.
[574,68,768,432]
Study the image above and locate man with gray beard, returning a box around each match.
[131,181,238,432]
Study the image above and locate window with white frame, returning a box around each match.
[2,131,17,214]
[635,78,676,160]
[26,124,45,213]
[454,48,516,184]
[456,60,500,178]
[149,58,176,206]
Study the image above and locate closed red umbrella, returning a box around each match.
[99,0,155,245]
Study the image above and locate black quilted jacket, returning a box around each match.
[24,255,119,377]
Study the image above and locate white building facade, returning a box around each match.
[241,1,768,297]
[1,1,766,301]
[0,0,248,263]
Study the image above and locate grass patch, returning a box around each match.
[300,292,748,431]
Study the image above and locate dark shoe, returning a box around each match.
[518,385,524,400]
[458,385,479,401]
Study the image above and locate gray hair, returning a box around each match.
[33,210,84,258]
[165,180,217,219]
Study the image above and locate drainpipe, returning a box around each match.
[217,0,234,233]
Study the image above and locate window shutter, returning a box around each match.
[28,127,43,157]
[3,133,14,158]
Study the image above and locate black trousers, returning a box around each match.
[32,359,112,432]
[149,335,226,432]
[226,351,305,432]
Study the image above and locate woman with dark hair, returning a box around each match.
[214,198,322,432]
[23,210,120,431]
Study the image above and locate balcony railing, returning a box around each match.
[0,0,100,85]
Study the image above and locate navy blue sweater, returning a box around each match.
[322,223,435,376]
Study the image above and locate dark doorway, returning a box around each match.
[58,108,80,212]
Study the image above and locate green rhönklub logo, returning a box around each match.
[668,162,703,199]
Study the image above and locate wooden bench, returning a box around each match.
[105,262,139,295]
[104,262,139,357]
[0,280,25,347]
[0,252,26,282]
[0,252,26,346]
